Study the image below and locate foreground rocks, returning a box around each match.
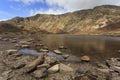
[0,49,120,80]
[0,36,119,80]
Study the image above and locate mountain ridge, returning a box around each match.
[0,5,120,35]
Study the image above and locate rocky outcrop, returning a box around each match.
[0,5,120,35]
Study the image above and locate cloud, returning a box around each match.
[29,0,120,15]
[45,0,120,12]
[29,8,66,15]
[10,0,44,5]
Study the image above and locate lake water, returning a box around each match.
[41,35,120,61]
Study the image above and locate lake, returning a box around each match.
[40,34,120,61]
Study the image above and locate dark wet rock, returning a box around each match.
[12,62,25,69]
[53,50,62,55]
[33,68,47,78]
[81,55,90,62]
[48,64,59,73]
[12,53,23,57]
[44,56,58,65]
[22,54,44,73]
[59,63,73,72]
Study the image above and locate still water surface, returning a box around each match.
[41,35,120,61]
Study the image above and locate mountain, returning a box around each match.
[0,5,120,35]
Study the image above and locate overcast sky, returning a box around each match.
[0,0,120,20]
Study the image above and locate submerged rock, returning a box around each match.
[63,54,69,59]
[53,50,62,55]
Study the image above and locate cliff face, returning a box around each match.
[0,5,120,35]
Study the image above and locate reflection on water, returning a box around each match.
[19,49,80,62]
[41,35,120,61]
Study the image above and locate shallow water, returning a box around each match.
[19,49,81,62]
[41,35,120,61]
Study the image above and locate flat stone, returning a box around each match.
[48,64,59,73]
[63,54,69,59]
[21,44,30,48]
[59,63,73,72]
[37,64,50,69]
[40,49,49,53]
[53,50,62,55]
[6,49,17,55]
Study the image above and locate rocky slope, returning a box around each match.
[0,5,120,35]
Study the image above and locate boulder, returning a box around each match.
[33,68,47,78]
[22,54,44,73]
[81,55,90,62]
[59,63,73,72]
[44,56,58,65]
[53,50,62,55]
[48,64,59,73]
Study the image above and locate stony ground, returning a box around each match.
[0,32,119,80]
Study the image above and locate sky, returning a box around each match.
[0,0,120,21]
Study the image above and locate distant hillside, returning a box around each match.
[0,5,120,35]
